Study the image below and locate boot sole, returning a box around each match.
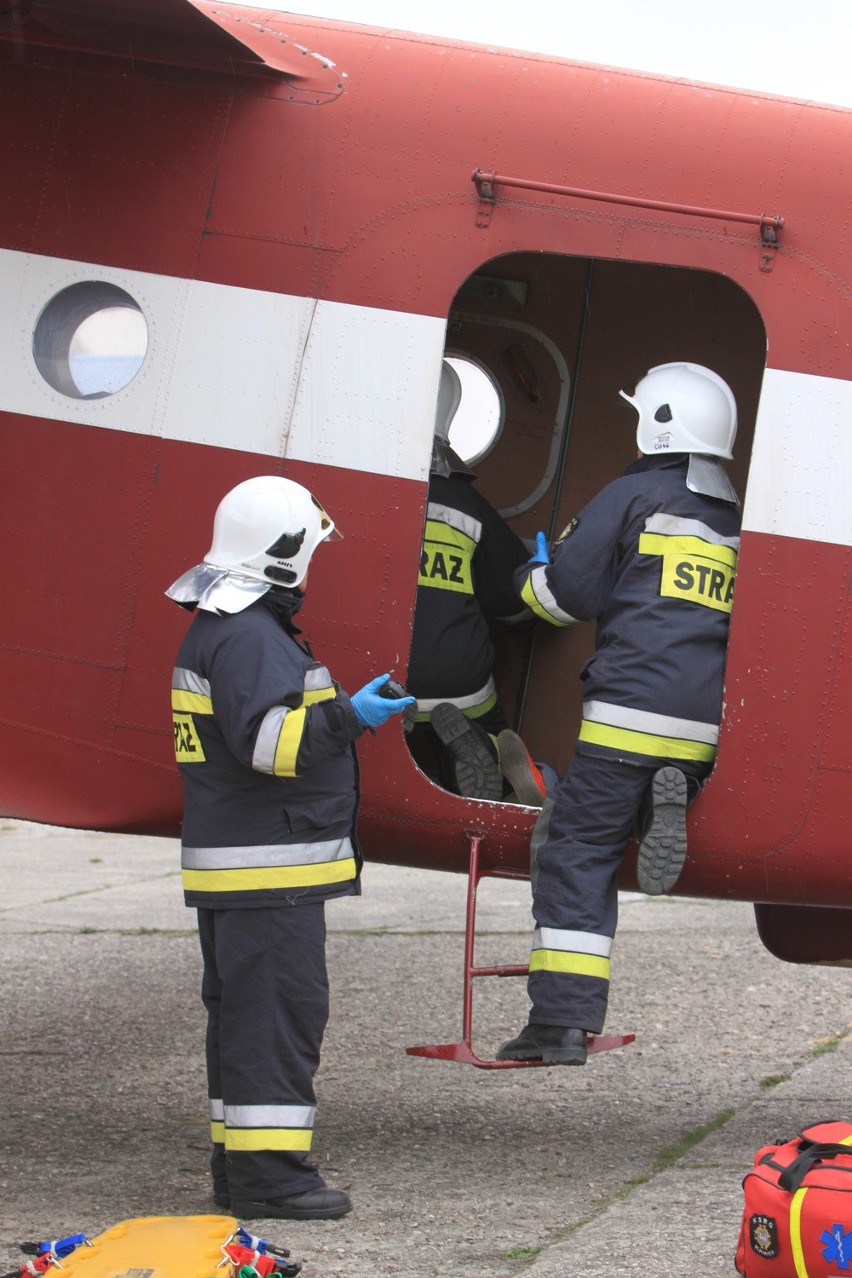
[497,730,546,806]
[230,1197,353,1221]
[496,1045,587,1066]
[430,704,503,801]
[637,766,688,895]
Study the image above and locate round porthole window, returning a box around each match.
[445,354,504,465]
[33,281,148,399]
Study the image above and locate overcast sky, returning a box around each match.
[244,0,852,107]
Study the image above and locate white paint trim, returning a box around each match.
[742,367,852,548]
[0,248,443,482]
[3,250,852,548]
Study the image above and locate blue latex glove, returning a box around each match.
[351,674,416,729]
[529,531,551,566]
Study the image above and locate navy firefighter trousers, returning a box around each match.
[198,902,329,1202]
[528,748,710,1035]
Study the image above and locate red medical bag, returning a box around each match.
[736,1122,852,1276]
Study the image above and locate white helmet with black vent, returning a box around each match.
[166,476,341,614]
[620,362,738,460]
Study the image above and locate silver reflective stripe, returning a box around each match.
[304,664,333,692]
[527,564,579,624]
[643,512,740,551]
[182,838,353,871]
[173,667,211,697]
[253,704,290,773]
[415,676,495,715]
[209,1098,224,1122]
[583,699,719,745]
[427,501,482,544]
[225,1104,316,1130]
[533,927,613,958]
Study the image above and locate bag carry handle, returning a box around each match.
[770,1143,852,1192]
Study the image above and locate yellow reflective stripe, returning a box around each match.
[271,687,337,774]
[422,518,476,555]
[171,690,213,714]
[521,574,550,622]
[303,687,336,705]
[790,1188,810,1278]
[639,532,738,567]
[520,573,568,626]
[210,1119,225,1143]
[273,706,307,776]
[579,719,717,763]
[529,949,611,980]
[182,857,357,893]
[225,1128,313,1153]
[520,567,575,627]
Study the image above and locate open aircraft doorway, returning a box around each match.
[405,250,766,799]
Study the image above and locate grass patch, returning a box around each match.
[504,1244,543,1263]
[759,1073,791,1091]
[651,1108,736,1172]
[813,1032,845,1058]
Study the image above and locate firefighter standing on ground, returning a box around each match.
[406,359,544,804]
[498,362,742,1066]
[166,475,413,1219]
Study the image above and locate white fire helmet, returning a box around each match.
[166,476,341,614]
[620,362,737,459]
[205,475,340,587]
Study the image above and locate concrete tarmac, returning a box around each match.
[1,817,850,1278]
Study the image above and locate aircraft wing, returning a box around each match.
[2,0,344,84]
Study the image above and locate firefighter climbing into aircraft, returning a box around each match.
[406,359,549,805]
[498,362,741,1066]
[166,475,413,1219]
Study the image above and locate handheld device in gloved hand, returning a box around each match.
[378,679,409,699]
[351,674,415,729]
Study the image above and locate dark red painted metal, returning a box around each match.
[406,834,635,1069]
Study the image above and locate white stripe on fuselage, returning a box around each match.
[0,248,443,483]
[741,367,852,548]
[2,249,852,548]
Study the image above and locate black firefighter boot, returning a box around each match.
[636,766,688,895]
[429,702,503,801]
